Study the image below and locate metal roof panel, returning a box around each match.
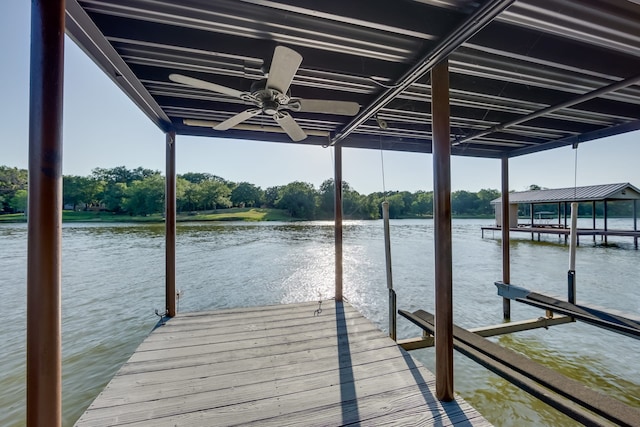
[491,183,640,204]
[66,0,640,158]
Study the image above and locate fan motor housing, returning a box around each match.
[263,99,279,115]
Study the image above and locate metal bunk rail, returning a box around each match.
[399,309,640,427]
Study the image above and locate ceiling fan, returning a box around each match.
[169,46,360,142]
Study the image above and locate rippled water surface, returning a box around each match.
[1,219,639,426]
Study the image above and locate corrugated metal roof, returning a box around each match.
[491,183,640,204]
[64,0,640,158]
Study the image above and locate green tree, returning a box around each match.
[317,179,368,219]
[318,179,336,217]
[178,179,201,211]
[92,166,159,185]
[276,181,318,219]
[0,166,28,212]
[385,193,405,218]
[264,186,282,208]
[102,182,128,212]
[410,191,433,216]
[9,189,28,213]
[180,172,213,184]
[63,176,104,210]
[231,182,264,207]
[176,177,192,212]
[476,188,500,215]
[198,179,232,210]
[123,175,165,216]
[451,190,479,215]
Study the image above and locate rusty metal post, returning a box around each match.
[166,132,176,317]
[530,203,534,240]
[432,59,454,402]
[634,200,638,249]
[27,0,65,425]
[592,201,596,243]
[334,145,343,301]
[603,200,608,244]
[501,157,511,320]
[564,201,568,243]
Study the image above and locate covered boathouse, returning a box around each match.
[486,183,640,247]
[25,0,640,426]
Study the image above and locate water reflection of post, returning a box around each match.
[27,1,64,425]
[166,131,176,317]
[432,59,454,402]
[334,145,343,301]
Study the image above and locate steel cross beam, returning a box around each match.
[454,73,640,148]
[329,0,514,146]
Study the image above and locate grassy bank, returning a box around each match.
[0,208,294,223]
[178,208,292,222]
[0,209,500,223]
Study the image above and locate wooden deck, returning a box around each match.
[75,300,490,426]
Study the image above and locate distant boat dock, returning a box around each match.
[485,183,640,248]
[481,224,640,247]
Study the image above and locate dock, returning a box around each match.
[481,225,640,247]
[74,300,489,426]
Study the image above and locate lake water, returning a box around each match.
[1,219,639,426]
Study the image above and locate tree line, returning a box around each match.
[1,165,504,219]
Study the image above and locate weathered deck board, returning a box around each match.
[75,300,489,426]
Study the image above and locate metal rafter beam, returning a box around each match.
[508,119,640,158]
[454,73,640,146]
[330,0,515,146]
[65,0,172,131]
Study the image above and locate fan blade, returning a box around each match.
[266,46,302,94]
[169,73,245,99]
[273,112,307,142]
[296,99,360,116]
[215,109,262,130]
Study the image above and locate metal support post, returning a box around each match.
[604,200,608,244]
[166,132,176,317]
[530,203,534,240]
[567,271,576,305]
[634,200,638,249]
[27,1,65,425]
[432,59,454,402]
[382,201,396,341]
[592,201,596,243]
[501,157,511,320]
[568,202,578,304]
[334,145,343,301]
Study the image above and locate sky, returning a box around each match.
[2,1,639,195]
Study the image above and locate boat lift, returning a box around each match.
[391,199,640,425]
